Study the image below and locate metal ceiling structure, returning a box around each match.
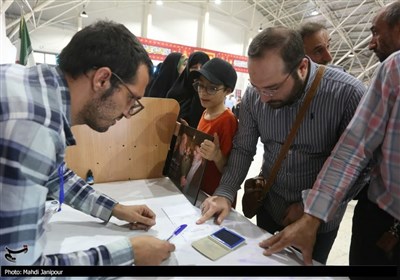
[3,0,394,83]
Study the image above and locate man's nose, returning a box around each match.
[368,38,377,50]
[323,49,332,64]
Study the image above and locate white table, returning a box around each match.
[44,177,348,279]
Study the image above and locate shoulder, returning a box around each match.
[322,66,364,89]
[0,64,64,131]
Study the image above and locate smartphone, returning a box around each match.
[209,227,246,250]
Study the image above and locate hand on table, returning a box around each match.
[130,236,175,265]
[196,195,231,225]
[112,203,156,231]
[259,214,321,265]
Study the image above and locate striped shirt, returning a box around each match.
[0,64,133,266]
[304,50,400,222]
[214,59,367,232]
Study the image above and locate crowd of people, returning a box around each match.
[1,1,399,273]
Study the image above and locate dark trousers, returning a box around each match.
[349,186,400,266]
[256,206,338,264]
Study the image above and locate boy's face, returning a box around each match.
[196,76,229,110]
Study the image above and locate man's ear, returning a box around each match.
[92,67,112,91]
[298,57,309,79]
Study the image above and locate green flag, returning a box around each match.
[19,17,35,66]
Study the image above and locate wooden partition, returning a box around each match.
[65,97,179,183]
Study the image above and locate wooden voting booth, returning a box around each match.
[65,97,179,183]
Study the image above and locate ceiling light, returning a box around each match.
[80,6,88,18]
[310,10,319,16]
[348,53,355,58]
[156,0,163,5]
[215,0,222,4]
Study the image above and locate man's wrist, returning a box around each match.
[302,213,322,231]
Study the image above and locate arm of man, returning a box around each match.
[260,52,400,265]
[0,120,172,266]
[197,89,259,224]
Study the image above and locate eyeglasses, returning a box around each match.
[111,72,144,116]
[250,62,300,97]
[192,81,225,95]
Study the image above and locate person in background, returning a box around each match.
[144,61,162,97]
[0,20,175,266]
[224,94,236,110]
[166,51,210,127]
[368,1,400,63]
[191,58,239,207]
[298,22,332,65]
[146,52,187,98]
[196,26,368,264]
[183,145,205,192]
[262,2,400,270]
[180,145,193,188]
[232,96,241,120]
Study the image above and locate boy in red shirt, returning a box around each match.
[191,58,238,206]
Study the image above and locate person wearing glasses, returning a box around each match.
[263,3,400,270]
[196,26,368,264]
[0,20,175,266]
[190,57,239,206]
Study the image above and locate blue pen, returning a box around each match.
[166,224,187,241]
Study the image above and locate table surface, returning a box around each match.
[44,177,347,279]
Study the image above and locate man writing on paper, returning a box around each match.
[197,26,367,264]
[0,20,175,266]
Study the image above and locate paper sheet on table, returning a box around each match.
[161,203,220,242]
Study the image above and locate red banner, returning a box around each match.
[139,37,248,73]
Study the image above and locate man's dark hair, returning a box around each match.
[383,1,400,28]
[298,22,327,39]
[58,20,152,87]
[248,26,304,73]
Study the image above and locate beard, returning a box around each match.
[78,87,122,133]
[268,72,305,109]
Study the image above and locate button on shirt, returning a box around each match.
[0,64,133,265]
[305,50,400,222]
[214,59,367,233]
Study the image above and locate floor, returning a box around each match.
[234,139,355,265]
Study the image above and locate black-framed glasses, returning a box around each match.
[192,81,225,95]
[250,60,301,97]
[111,72,144,116]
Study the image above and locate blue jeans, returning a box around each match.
[256,205,338,264]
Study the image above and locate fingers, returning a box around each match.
[213,133,220,147]
[134,215,156,227]
[200,140,217,160]
[302,249,314,266]
[142,206,156,219]
[261,232,289,256]
[129,222,151,231]
[196,207,215,224]
[215,207,229,225]
[259,233,279,249]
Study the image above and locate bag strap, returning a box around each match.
[262,65,326,194]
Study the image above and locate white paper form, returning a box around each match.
[161,203,221,243]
